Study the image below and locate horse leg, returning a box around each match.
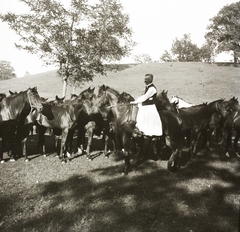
[18,124,33,161]
[86,128,93,160]
[54,136,60,156]
[151,137,158,160]
[77,128,85,155]
[0,135,6,163]
[66,128,75,157]
[233,130,240,157]
[60,129,68,163]
[167,148,181,172]
[225,129,232,157]
[103,133,110,157]
[136,136,145,160]
[192,131,202,154]
[122,134,131,175]
[37,126,47,156]
[22,137,28,161]
[200,127,211,151]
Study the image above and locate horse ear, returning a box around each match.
[33,86,37,91]
[56,95,59,100]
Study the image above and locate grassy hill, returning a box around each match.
[1,62,240,232]
[0,62,239,104]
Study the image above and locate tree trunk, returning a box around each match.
[233,50,238,67]
[62,77,68,98]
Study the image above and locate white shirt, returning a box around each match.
[132,84,157,104]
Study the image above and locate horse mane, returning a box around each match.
[2,90,27,106]
[99,85,120,96]
[117,92,135,103]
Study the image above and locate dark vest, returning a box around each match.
[142,83,157,106]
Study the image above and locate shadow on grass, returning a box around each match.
[1,133,239,232]
[1,144,239,232]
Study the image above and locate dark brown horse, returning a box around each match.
[34,95,67,157]
[0,93,6,102]
[93,85,183,174]
[25,88,94,162]
[156,90,177,113]
[200,97,240,151]
[219,109,240,157]
[0,87,43,162]
[176,99,229,156]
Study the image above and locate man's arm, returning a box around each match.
[130,87,156,104]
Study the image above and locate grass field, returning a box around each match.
[0,62,240,232]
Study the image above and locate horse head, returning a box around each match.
[54,95,65,104]
[118,92,135,104]
[225,97,240,112]
[9,90,18,96]
[70,93,78,100]
[215,99,228,118]
[156,90,176,112]
[27,87,44,112]
[0,93,6,102]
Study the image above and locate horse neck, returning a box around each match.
[203,101,221,117]
[106,93,129,121]
[0,91,28,121]
[156,94,174,111]
[224,99,240,111]
[72,98,92,117]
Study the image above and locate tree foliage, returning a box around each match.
[0,0,135,95]
[133,54,153,63]
[199,40,216,63]
[0,60,16,80]
[205,1,240,66]
[160,50,175,62]
[171,34,201,62]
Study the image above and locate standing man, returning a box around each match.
[130,73,162,136]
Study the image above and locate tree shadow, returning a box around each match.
[0,138,239,232]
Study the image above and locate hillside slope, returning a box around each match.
[0,62,239,104]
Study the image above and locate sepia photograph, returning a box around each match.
[0,0,239,231]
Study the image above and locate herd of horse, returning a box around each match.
[0,85,239,174]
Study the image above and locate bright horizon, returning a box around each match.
[0,0,236,77]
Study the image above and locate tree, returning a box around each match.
[205,1,240,66]
[199,40,216,63]
[0,0,134,96]
[0,60,16,80]
[160,50,175,62]
[171,34,201,62]
[133,54,153,63]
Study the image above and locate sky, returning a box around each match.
[0,0,237,77]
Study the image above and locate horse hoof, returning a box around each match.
[236,153,240,158]
[43,154,47,157]
[66,152,71,158]
[61,160,66,163]
[77,148,83,155]
[0,160,5,164]
[25,159,29,162]
[10,158,16,162]
[225,152,230,158]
